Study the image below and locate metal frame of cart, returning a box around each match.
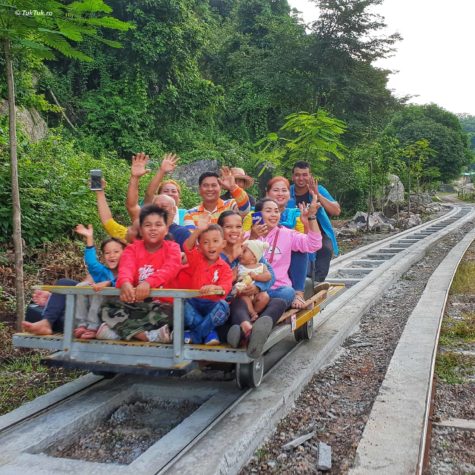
[13,284,344,387]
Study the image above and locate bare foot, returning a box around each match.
[291,292,307,309]
[32,290,51,307]
[22,319,53,335]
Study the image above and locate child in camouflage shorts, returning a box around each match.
[97,205,181,342]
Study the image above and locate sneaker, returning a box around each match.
[96,323,120,340]
[204,331,220,346]
[184,331,193,344]
[226,324,241,348]
[145,324,172,343]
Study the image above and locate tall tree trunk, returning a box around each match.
[367,157,373,232]
[4,39,25,330]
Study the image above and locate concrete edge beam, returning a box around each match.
[349,225,475,475]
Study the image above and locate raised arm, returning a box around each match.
[126,152,150,221]
[318,187,341,217]
[309,176,341,217]
[144,153,179,204]
[218,166,250,216]
[94,181,113,225]
[183,215,210,251]
[94,182,128,240]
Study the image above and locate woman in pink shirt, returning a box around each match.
[249,196,322,307]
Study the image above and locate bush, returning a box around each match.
[0,124,132,246]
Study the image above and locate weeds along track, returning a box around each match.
[0,204,473,475]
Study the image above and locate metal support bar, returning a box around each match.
[62,294,75,353]
[173,297,184,363]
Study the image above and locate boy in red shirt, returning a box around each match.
[97,204,182,342]
[178,218,233,345]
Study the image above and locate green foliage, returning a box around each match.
[386,104,471,182]
[307,0,402,143]
[0,120,131,246]
[435,352,474,385]
[458,113,475,153]
[0,0,132,61]
[255,110,347,175]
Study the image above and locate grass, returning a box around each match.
[435,352,475,384]
[0,321,82,416]
[0,353,82,415]
[439,312,475,346]
[450,262,475,294]
[436,245,475,384]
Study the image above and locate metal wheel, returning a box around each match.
[235,356,264,389]
[294,317,314,342]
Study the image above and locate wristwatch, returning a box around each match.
[308,216,317,221]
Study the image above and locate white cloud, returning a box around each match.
[288,0,475,115]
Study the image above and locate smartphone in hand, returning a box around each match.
[90,169,102,191]
[252,211,263,225]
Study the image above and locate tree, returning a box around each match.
[0,0,131,328]
[307,0,402,143]
[386,104,471,182]
[255,109,347,175]
[401,139,436,211]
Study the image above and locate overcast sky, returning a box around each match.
[288,0,475,116]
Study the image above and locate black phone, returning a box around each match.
[90,169,102,191]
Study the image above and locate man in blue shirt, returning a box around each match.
[288,161,341,282]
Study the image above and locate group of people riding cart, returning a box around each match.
[22,154,340,360]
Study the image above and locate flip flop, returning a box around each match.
[247,316,273,358]
[314,282,331,293]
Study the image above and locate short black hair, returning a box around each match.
[292,161,311,172]
[198,171,219,186]
[100,237,126,252]
[139,204,168,226]
[254,198,278,212]
[200,223,224,238]
[217,210,240,227]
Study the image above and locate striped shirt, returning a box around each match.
[183,186,250,228]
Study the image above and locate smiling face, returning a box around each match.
[221,214,243,245]
[140,213,168,250]
[103,241,124,270]
[266,180,290,209]
[199,176,221,205]
[160,182,180,205]
[292,166,311,189]
[260,200,281,230]
[199,229,225,263]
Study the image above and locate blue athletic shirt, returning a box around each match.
[287,184,339,256]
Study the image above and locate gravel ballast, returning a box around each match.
[241,221,475,474]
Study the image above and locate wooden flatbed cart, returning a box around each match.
[13,283,344,388]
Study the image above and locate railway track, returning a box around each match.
[0,203,473,475]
